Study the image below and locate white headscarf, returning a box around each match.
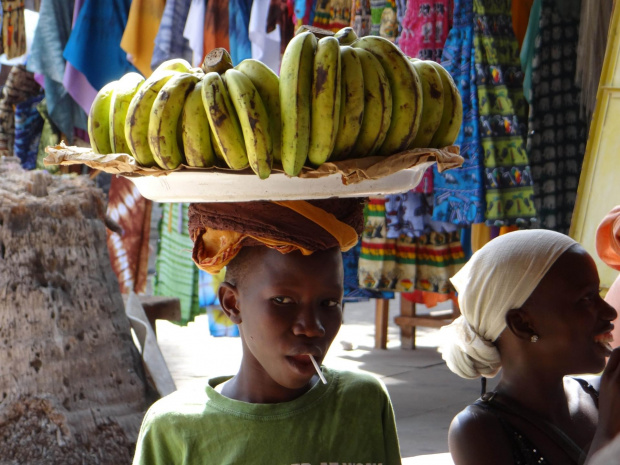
[439,230,578,379]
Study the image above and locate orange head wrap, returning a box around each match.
[596,205,620,271]
[187,198,365,274]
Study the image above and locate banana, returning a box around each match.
[331,46,364,161]
[181,80,216,167]
[308,36,341,166]
[223,69,273,179]
[353,36,423,155]
[88,81,117,154]
[429,61,463,147]
[148,73,200,169]
[109,72,145,154]
[350,48,392,157]
[125,70,178,166]
[152,58,192,74]
[235,59,282,162]
[201,71,249,170]
[409,60,444,148]
[334,26,358,45]
[279,31,317,176]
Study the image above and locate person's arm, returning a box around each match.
[448,406,516,465]
[585,348,620,463]
[380,390,402,465]
[132,409,182,465]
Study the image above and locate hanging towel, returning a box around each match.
[63,0,137,91]
[249,0,281,73]
[433,0,485,226]
[27,0,87,141]
[204,0,230,62]
[151,0,193,70]
[229,0,253,65]
[62,0,97,117]
[121,0,166,77]
[183,0,206,67]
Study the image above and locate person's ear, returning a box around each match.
[505,307,538,342]
[219,282,242,324]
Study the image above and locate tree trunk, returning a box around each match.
[0,158,154,464]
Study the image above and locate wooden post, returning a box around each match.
[399,298,417,349]
[374,299,390,349]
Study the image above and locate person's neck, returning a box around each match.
[221,365,317,404]
[494,368,570,423]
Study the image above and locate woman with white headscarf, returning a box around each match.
[440,229,620,465]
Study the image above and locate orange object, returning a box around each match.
[596,205,620,349]
[512,0,534,48]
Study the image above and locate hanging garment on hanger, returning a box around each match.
[433,0,485,226]
[267,0,295,55]
[26,0,86,142]
[249,0,281,72]
[2,0,26,59]
[63,0,137,90]
[184,0,206,67]
[526,0,586,234]
[121,0,165,77]
[62,0,97,116]
[229,0,252,65]
[351,0,371,36]
[151,0,193,70]
[204,0,230,62]
[473,0,537,226]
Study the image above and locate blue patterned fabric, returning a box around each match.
[14,94,45,170]
[63,0,137,91]
[343,245,394,303]
[151,0,193,70]
[432,0,485,226]
[229,0,253,65]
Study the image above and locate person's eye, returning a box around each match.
[272,296,294,305]
[322,299,342,308]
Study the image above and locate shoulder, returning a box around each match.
[141,385,211,431]
[327,368,389,397]
[448,403,516,465]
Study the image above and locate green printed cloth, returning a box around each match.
[154,203,200,325]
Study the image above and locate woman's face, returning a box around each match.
[523,245,617,374]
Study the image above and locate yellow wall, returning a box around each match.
[571,5,620,289]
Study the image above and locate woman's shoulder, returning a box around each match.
[448,402,517,465]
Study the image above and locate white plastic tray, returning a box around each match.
[126,162,434,203]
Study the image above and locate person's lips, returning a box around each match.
[594,329,614,354]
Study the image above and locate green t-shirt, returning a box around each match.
[133,367,401,465]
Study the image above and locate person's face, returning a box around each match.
[224,247,344,398]
[523,245,617,374]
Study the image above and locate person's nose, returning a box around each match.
[292,304,326,338]
[599,298,618,322]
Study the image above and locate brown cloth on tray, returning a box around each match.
[188,198,365,274]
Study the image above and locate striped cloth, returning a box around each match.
[155,203,201,325]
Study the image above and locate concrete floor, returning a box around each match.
[154,295,495,462]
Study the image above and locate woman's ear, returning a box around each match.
[219,282,242,324]
[505,307,537,342]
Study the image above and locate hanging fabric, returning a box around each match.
[520,0,541,105]
[203,0,230,62]
[370,0,397,39]
[27,0,87,142]
[267,0,295,57]
[61,0,97,116]
[400,0,453,62]
[150,0,193,71]
[35,99,60,172]
[106,177,152,295]
[511,0,533,47]
[249,0,281,73]
[121,0,165,77]
[14,93,44,169]
[575,0,613,120]
[155,203,201,325]
[229,0,253,65]
[0,65,40,157]
[526,0,587,234]
[473,0,537,226]
[312,0,351,32]
[183,0,206,67]
[2,0,26,59]
[432,0,485,226]
[351,0,372,37]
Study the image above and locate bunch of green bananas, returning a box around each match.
[87,27,463,180]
